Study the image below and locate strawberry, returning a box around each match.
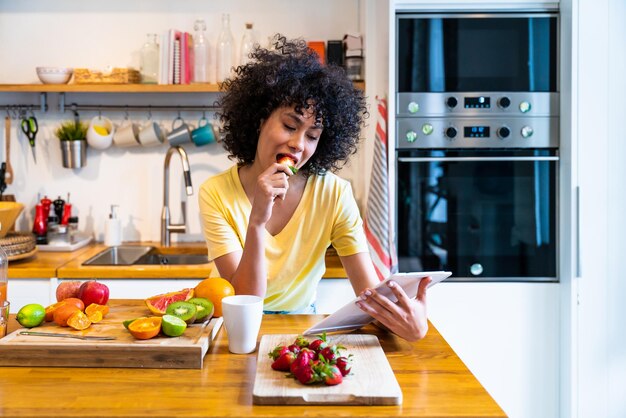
[293,363,319,385]
[271,351,297,371]
[313,356,343,386]
[277,155,298,174]
[308,333,328,352]
[319,344,343,362]
[268,345,289,361]
[289,348,316,374]
[293,335,309,349]
[287,344,301,355]
[336,356,353,376]
[322,365,343,386]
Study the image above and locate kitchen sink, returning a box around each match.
[82,246,209,266]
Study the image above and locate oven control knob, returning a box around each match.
[497,126,511,139]
[521,126,534,138]
[408,102,420,114]
[446,97,458,109]
[421,123,434,135]
[498,97,511,109]
[519,101,532,113]
[406,130,418,143]
[445,127,457,139]
[470,263,484,276]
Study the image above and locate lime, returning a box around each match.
[161,314,187,337]
[16,303,46,328]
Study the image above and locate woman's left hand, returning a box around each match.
[355,277,432,342]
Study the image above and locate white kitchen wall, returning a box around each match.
[0,0,369,243]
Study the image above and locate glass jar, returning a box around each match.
[140,34,160,84]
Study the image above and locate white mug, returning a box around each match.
[113,119,140,148]
[138,121,164,147]
[87,116,115,150]
[221,295,263,354]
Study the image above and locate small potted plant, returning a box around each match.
[55,120,88,168]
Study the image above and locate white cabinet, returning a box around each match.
[429,283,560,418]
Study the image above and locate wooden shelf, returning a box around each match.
[0,81,364,94]
[0,84,221,93]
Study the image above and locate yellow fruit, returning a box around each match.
[93,125,109,135]
[194,278,235,317]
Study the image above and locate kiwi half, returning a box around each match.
[188,297,214,323]
[165,301,197,324]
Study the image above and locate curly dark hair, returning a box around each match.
[217,35,368,175]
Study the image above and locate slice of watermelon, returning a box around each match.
[145,288,194,315]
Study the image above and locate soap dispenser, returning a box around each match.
[104,205,122,246]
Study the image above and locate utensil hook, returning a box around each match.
[124,106,130,120]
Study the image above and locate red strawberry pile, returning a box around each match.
[268,333,353,386]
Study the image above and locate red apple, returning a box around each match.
[56,281,83,302]
[78,281,110,306]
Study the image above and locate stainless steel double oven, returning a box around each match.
[395,12,559,281]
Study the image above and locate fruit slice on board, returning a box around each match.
[188,297,214,323]
[67,310,92,331]
[161,314,187,337]
[128,317,162,340]
[85,303,110,318]
[165,301,197,324]
[145,288,194,315]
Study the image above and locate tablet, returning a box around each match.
[303,271,452,335]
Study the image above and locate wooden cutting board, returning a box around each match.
[0,299,222,369]
[252,334,402,405]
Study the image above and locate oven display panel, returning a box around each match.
[464,126,490,138]
[464,96,491,108]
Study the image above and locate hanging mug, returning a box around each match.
[191,116,218,147]
[166,115,193,146]
[138,113,164,147]
[113,113,140,148]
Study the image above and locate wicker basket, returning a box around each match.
[74,68,141,84]
[0,232,36,257]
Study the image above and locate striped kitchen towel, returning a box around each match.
[364,97,397,281]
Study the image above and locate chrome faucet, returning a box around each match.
[161,146,193,246]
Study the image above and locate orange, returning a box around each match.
[62,298,85,312]
[128,317,162,340]
[87,310,103,323]
[193,277,235,317]
[85,303,109,317]
[45,301,66,322]
[67,310,92,331]
[53,304,81,327]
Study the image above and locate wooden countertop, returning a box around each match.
[8,242,348,279]
[0,303,505,417]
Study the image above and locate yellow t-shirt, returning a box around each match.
[199,165,368,311]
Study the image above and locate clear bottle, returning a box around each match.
[192,19,209,83]
[239,22,257,66]
[140,34,159,84]
[216,13,235,83]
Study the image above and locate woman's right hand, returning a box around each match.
[249,163,293,226]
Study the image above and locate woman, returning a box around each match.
[199,36,431,341]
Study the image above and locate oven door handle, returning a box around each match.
[397,156,560,162]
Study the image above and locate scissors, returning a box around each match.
[21,112,38,163]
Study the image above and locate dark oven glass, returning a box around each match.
[397,15,558,92]
[396,149,557,280]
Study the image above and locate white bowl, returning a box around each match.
[36,67,73,84]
